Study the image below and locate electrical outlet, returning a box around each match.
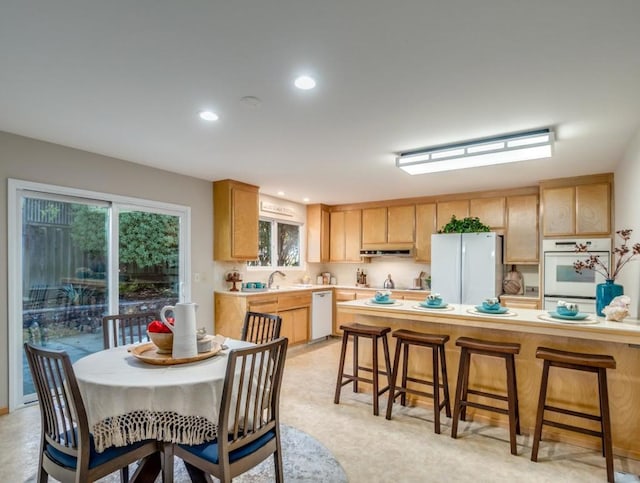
[194,272,202,282]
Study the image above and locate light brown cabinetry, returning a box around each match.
[505,194,539,263]
[576,183,610,234]
[330,210,362,262]
[415,203,436,262]
[500,295,541,310]
[401,291,430,301]
[214,291,311,345]
[333,290,357,335]
[470,197,506,229]
[213,179,259,261]
[277,292,311,345]
[541,176,611,237]
[436,200,469,230]
[362,205,415,249]
[307,204,330,263]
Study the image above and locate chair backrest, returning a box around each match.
[24,342,91,466]
[241,311,282,344]
[102,311,159,348]
[218,337,288,461]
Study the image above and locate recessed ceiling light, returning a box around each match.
[303,197,310,202]
[199,110,219,121]
[277,191,285,196]
[294,75,316,90]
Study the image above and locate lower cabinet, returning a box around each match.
[214,291,311,345]
[333,290,357,335]
[500,295,541,310]
[280,307,309,344]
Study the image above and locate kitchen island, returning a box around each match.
[337,299,640,459]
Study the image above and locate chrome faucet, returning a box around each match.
[268,270,286,289]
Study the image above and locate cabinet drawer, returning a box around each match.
[247,295,278,314]
[277,292,312,311]
[334,290,357,302]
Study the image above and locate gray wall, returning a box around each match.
[0,130,214,410]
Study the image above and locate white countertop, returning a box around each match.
[215,285,430,296]
[337,299,640,345]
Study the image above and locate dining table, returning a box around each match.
[73,337,253,482]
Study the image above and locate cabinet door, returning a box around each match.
[388,205,415,244]
[280,307,309,344]
[230,186,259,259]
[334,290,356,335]
[470,197,505,229]
[306,204,330,263]
[505,195,539,263]
[362,207,387,245]
[344,210,362,261]
[436,200,469,231]
[415,203,436,262]
[542,186,575,236]
[329,211,346,262]
[576,183,610,235]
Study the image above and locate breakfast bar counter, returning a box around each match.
[337,299,640,459]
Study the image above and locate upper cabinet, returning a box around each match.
[306,204,330,263]
[436,200,469,230]
[330,209,362,262]
[415,203,436,262]
[541,175,612,237]
[213,179,259,261]
[505,194,539,263]
[362,205,414,249]
[470,197,506,229]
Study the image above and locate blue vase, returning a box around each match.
[596,279,623,316]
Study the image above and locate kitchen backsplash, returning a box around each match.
[215,260,539,294]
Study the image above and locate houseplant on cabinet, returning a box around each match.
[574,229,640,316]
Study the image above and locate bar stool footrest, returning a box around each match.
[542,419,603,439]
[544,404,602,422]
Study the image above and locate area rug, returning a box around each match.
[25,424,347,483]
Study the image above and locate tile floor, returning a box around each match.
[2,338,640,482]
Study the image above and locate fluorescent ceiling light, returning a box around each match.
[396,129,554,175]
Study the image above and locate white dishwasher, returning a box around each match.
[311,291,333,341]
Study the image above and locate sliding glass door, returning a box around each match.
[9,180,189,408]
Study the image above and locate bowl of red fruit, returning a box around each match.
[147,319,174,354]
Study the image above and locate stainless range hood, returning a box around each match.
[360,248,414,258]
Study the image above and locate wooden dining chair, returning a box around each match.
[241,311,282,344]
[168,337,289,483]
[102,311,159,348]
[24,342,159,483]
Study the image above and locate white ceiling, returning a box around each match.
[2,1,640,205]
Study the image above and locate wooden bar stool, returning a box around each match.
[385,329,451,434]
[451,336,521,455]
[334,323,392,416]
[531,347,616,483]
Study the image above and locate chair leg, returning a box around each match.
[274,431,285,483]
[505,354,518,455]
[372,335,380,415]
[531,360,551,462]
[440,344,452,418]
[161,443,174,483]
[598,369,615,483]
[382,333,392,391]
[401,343,409,406]
[459,349,471,422]
[432,345,441,434]
[451,348,469,439]
[386,338,403,420]
[119,465,129,483]
[353,334,359,393]
[334,332,349,404]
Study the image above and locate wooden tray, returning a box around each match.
[129,340,222,365]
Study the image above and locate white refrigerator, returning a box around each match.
[430,232,503,304]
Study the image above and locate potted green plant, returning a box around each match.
[438,215,491,233]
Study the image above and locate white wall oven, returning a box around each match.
[543,238,611,314]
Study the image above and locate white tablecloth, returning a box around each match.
[73,338,252,452]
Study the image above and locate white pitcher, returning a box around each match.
[160,302,198,359]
